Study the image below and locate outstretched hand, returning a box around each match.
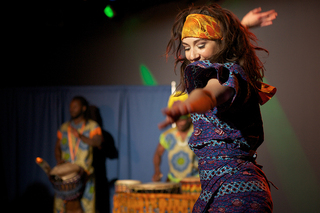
[241,7,278,28]
[158,101,191,130]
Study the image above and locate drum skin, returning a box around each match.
[115,180,142,193]
[129,182,180,194]
[49,163,87,201]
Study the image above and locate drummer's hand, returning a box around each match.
[152,172,163,182]
[57,159,65,165]
[158,101,190,130]
[70,126,80,138]
[241,7,277,28]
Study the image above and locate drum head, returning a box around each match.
[180,176,200,183]
[49,163,86,201]
[50,162,80,180]
[129,182,180,193]
[115,180,141,193]
[115,180,141,185]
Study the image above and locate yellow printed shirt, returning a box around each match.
[159,125,198,182]
[57,119,101,174]
[55,119,102,213]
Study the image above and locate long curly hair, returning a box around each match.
[166,3,268,95]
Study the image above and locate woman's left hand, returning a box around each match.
[241,7,277,28]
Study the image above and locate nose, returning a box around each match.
[189,48,200,62]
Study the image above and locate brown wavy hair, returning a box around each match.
[166,3,268,95]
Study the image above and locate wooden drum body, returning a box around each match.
[180,176,201,195]
[49,162,87,201]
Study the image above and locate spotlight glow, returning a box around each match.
[104,5,114,18]
[139,64,158,86]
[261,79,320,212]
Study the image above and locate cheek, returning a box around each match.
[202,43,219,59]
[202,49,216,59]
[184,51,191,61]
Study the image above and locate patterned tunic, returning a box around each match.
[160,126,198,182]
[185,61,273,213]
[54,119,102,213]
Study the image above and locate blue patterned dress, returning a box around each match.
[185,61,274,213]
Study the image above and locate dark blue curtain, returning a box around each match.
[0,85,171,212]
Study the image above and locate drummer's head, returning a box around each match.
[167,92,192,132]
[176,115,192,132]
[70,96,89,121]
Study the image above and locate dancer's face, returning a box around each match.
[182,38,220,63]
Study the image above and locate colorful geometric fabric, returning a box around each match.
[184,61,274,212]
[159,126,198,182]
[181,14,222,40]
[113,193,199,213]
[54,119,102,213]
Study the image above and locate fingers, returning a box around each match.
[158,102,191,130]
[251,7,262,14]
[70,126,80,137]
[152,173,163,182]
[260,9,278,21]
[260,21,273,27]
[170,101,190,117]
[260,11,277,27]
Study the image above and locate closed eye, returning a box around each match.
[184,46,190,51]
[197,43,206,49]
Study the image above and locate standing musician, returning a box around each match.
[153,92,198,183]
[54,96,103,213]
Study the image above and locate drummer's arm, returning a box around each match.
[70,126,103,147]
[79,134,103,147]
[152,143,165,182]
[54,139,64,164]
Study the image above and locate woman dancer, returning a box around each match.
[159,3,277,212]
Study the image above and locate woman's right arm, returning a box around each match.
[159,78,234,129]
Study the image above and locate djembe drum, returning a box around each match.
[49,162,88,213]
[180,176,201,195]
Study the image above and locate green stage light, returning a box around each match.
[139,64,158,86]
[104,5,114,18]
[261,79,320,212]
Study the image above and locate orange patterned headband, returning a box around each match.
[181,14,222,40]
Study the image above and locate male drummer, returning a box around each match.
[54,96,103,213]
[152,93,198,183]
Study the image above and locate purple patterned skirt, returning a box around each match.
[190,140,273,213]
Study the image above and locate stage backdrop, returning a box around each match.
[0,85,171,212]
[1,84,320,212]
